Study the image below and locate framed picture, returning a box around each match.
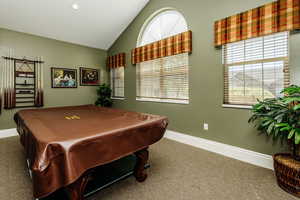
[80,67,100,86]
[51,67,77,88]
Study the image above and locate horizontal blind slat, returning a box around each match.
[223,32,289,105]
[137,53,189,101]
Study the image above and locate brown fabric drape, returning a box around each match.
[214,0,300,47]
[14,105,168,198]
[131,30,192,65]
[107,53,126,68]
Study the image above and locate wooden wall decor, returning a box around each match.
[1,55,44,110]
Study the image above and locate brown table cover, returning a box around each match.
[14,105,168,198]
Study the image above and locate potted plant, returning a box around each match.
[95,83,113,107]
[248,85,300,197]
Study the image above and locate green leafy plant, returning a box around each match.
[95,83,113,107]
[248,85,300,160]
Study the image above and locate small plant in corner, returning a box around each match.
[249,85,300,197]
[95,83,113,107]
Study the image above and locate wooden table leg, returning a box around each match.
[134,148,149,182]
[65,173,91,200]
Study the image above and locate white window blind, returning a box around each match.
[136,53,189,103]
[136,10,189,104]
[110,67,124,98]
[223,32,289,106]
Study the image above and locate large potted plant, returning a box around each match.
[248,85,300,197]
[95,83,113,107]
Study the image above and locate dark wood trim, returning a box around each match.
[134,148,149,182]
[15,105,36,108]
[13,59,16,109]
[16,97,35,99]
[15,88,35,90]
[16,91,34,94]
[16,100,35,103]
[33,62,36,105]
[15,84,35,86]
[2,56,44,64]
[15,76,35,78]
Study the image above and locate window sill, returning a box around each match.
[111,97,125,100]
[136,98,189,105]
[222,104,252,110]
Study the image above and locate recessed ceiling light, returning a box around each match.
[72,3,79,10]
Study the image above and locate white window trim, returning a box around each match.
[222,31,289,106]
[111,97,125,100]
[136,97,189,105]
[136,7,187,47]
[222,104,252,109]
[110,66,125,99]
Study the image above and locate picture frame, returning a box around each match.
[79,67,100,86]
[51,67,77,88]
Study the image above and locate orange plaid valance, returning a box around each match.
[107,53,126,68]
[131,30,192,65]
[214,0,300,47]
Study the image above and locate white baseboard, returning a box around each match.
[0,128,273,170]
[0,128,18,139]
[164,130,274,170]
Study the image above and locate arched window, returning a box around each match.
[136,9,189,104]
[138,10,188,46]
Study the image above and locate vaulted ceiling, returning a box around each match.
[0,0,149,50]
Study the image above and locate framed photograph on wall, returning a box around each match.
[51,67,77,88]
[80,67,100,86]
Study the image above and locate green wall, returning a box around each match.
[0,28,108,130]
[108,0,300,155]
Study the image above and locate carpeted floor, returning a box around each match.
[0,136,297,200]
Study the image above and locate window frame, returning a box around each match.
[136,53,189,104]
[222,32,290,108]
[136,8,190,104]
[110,66,125,99]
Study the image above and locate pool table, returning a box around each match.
[14,105,168,200]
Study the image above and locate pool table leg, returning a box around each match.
[134,148,149,182]
[65,172,92,200]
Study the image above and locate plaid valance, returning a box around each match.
[131,30,192,65]
[214,0,300,47]
[107,53,126,68]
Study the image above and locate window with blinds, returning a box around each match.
[136,10,189,104]
[223,31,289,106]
[136,53,189,103]
[110,67,124,98]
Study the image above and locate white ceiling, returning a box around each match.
[0,0,149,50]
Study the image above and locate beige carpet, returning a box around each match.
[0,136,297,200]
